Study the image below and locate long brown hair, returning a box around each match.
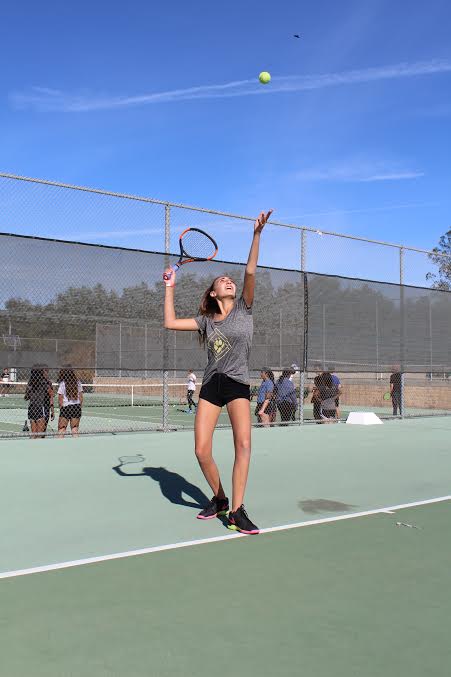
[27,365,45,392]
[197,276,235,347]
[57,365,79,401]
[261,368,275,384]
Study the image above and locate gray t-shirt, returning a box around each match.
[195,296,253,386]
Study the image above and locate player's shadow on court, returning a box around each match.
[113,464,209,510]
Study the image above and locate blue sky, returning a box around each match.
[1,0,450,283]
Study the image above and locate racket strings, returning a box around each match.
[181,230,216,260]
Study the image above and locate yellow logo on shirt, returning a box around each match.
[214,338,225,353]
[208,329,232,361]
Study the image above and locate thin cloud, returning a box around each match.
[294,166,424,183]
[359,171,424,181]
[10,58,451,112]
[280,201,441,220]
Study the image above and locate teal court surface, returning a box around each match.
[1,417,451,676]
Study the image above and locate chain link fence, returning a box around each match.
[0,171,450,436]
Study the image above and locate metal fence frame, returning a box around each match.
[1,170,450,428]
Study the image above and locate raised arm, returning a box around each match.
[163,268,199,331]
[242,210,273,308]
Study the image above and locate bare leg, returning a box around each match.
[36,418,46,438]
[194,398,225,498]
[30,420,39,440]
[259,412,270,427]
[226,398,252,512]
[58,416,68,439]
[70,417,81,437]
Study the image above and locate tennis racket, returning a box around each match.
[163,228,218,283]
[383,392,391,401]
[22,420,30,432]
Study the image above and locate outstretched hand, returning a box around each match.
[254,210,273,234]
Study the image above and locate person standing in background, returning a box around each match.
[24,365,53,439]
[328,365,342,420]
[289,363,299,382]
[311,364,323,422]
[186,370,197,413]
[255,368,275,427]
[390,367,402,416]
[275,369,298,424]
[316,372,339,423]
[57,365,83,437]
[1,367,10,397]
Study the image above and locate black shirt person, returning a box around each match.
[390,369,402,416]
[24,365,52,439]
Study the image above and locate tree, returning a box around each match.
[426,229,451,291]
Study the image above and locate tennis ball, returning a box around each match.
[259,71,271,84]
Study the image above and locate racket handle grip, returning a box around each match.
[163,263,180,281]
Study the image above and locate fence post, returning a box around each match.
[163,205,171,431]
[119,323,122,378]
[95,324,98,378]
[375,300,379,377]
[428,297,433,378]
[144,324,148,379]
[279,309,283,369]
[299,230,307,425]
[399,247,405,418]
[301,228,306,272]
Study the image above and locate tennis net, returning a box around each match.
[0,382,188,409]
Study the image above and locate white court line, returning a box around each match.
[1,494,450,581]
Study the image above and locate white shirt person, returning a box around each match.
[186,371,197,412]
[56,367,84,438]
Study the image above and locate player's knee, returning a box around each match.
[195,446,212,464]
[235,439,251,458]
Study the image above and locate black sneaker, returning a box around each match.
[197,496,229,520]
[228,505,260,534]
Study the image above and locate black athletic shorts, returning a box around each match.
[59,404,82,420]
[28,404,46,421]
[199,374,250,408]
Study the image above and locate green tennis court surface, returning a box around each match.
[1,418,451,676]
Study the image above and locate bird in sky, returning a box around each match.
[293,34,301,38]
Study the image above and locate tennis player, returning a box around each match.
[24,365,53,439]
[57,366,84,438]
[163,209,272,534]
